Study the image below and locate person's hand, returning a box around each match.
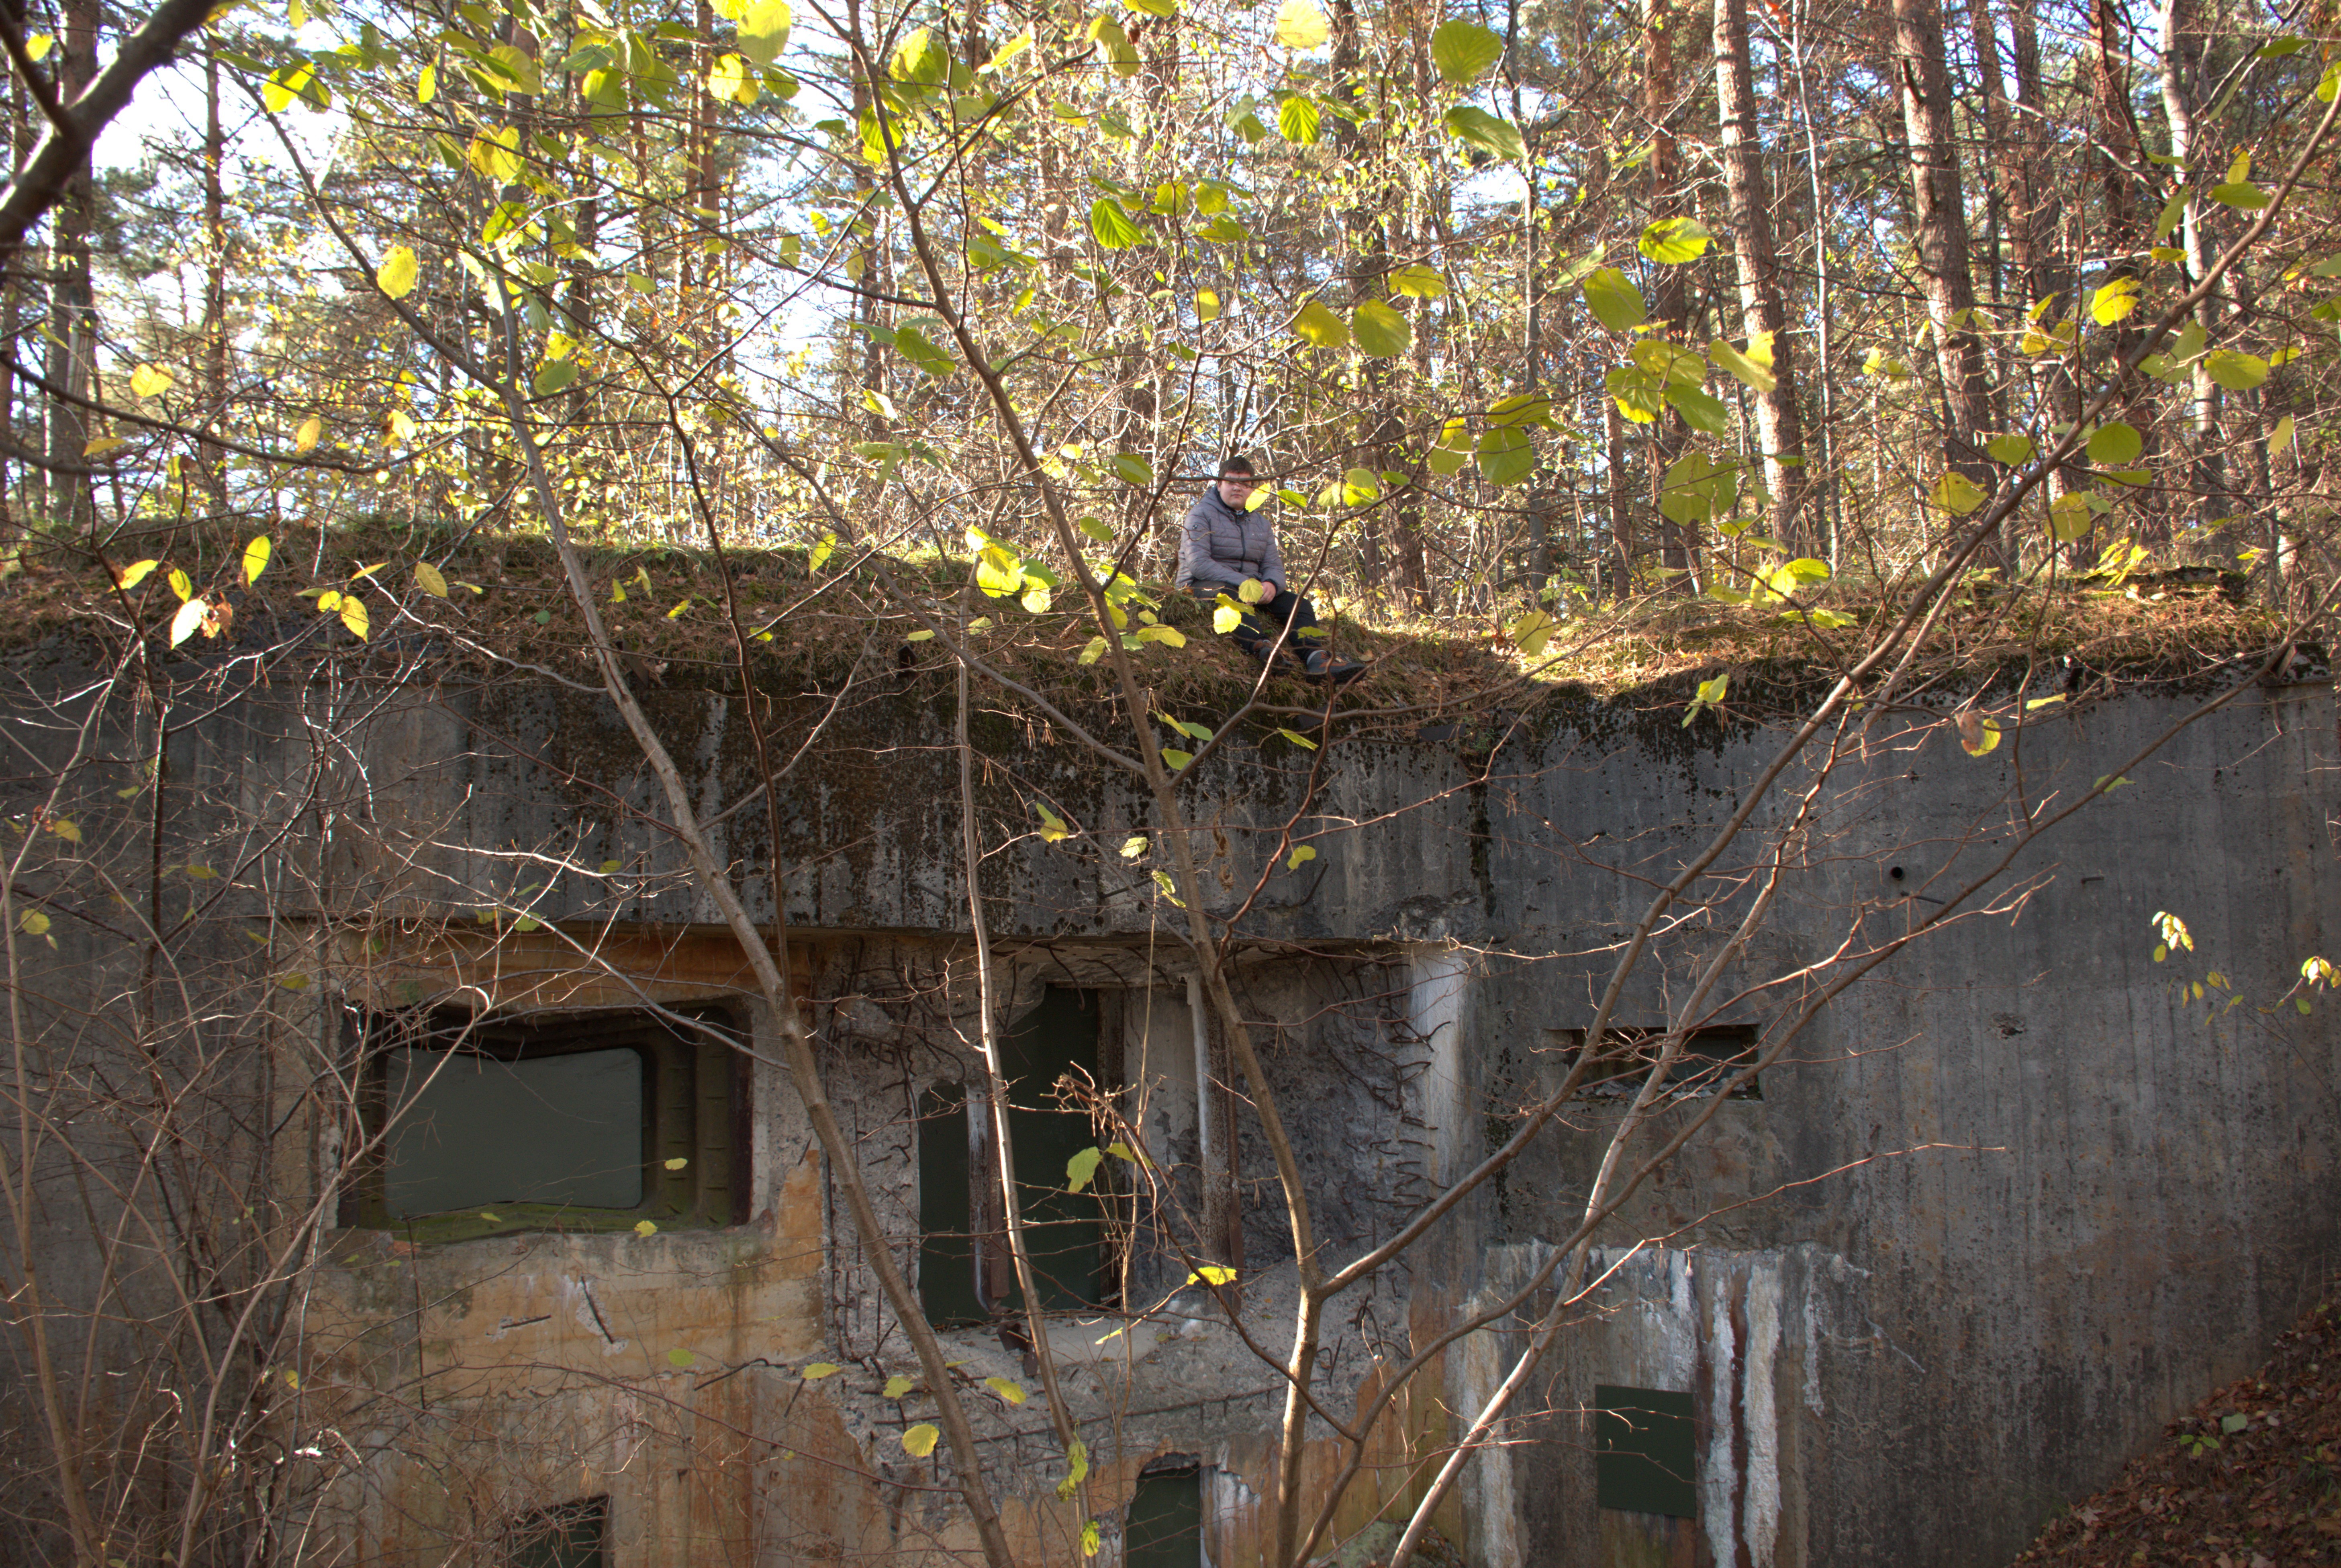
[1254,579,1277,604]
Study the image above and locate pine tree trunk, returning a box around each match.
[45,0,100,535]
[1712,0,1811,551]
[199,41,229,510]
[2158,0,2225,535]
[1891,0,1996,563]
[1644,0,1694,584]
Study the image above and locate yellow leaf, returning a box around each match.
[1288,298,1350,349]
[1197,288,1221,321]
[1955,711,2002,757]
[130,363,174,398]
[2048,493,2094,542]
[634,1219,658,1236]
[1931,472,1987,516]
[1287,845,1316,870]
[1273,0,1329,47]
[242,536,271,584]
[168,568,193,602]
[170,597,208,647]
[1708,337,1776,394]
[116,559,159,590]
[734,0,793,65]
[2271,413,2295,456]
[414,561,449,598]
[663,1156,688,1170]
[1185,1264,1238,1286]
[25,34,52,61]
[985,1376,1028,1405]
[18,910,49,936]
[801,1362,842,1380]
[1057,1439,1089,1500]
[2090,276,2140,325]
[376,246,420,300]
[294,416,322,454]
[468,125,523,183]
[882,1374,915,1398]
[1083,1520,1101,1558]
[416,63,436,102]
[83,436,129,458]
[339,596,370,641]
[708,51,758,104]
[901,1423,940,1457]
[49,818,80,843]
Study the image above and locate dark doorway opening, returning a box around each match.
[1125,1462,1203,1568]
[919,987,1113,1324]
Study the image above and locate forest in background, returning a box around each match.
[2,0,2335,633]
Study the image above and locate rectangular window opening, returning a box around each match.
[1549,1025,1762,1103]
[505,1496,609,1568]
[920,987,1117,1325]
[1125,1463,1204,1568]
[345,1005,744,1242]
[1594,1385,1697,1519]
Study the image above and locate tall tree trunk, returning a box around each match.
[1967,0,2038,301]
[1961,0,2018,443]
[2090,0,2165,547]
[1644,0,1694,583]
[1511,0,1550,596]
[1331,0,1426,609]
[2005,2,2077,511]
[0,75,24,537]
[2158,0,2225,535]
[1712,0,1811,550]
[44,0,99,535]
[1606,388,1632,586]
[1891,0,1996,563]
[198,40,229,510]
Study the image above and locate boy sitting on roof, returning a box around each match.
[1176,453,1361,682]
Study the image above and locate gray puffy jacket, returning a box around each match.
[1176,487,1284,592]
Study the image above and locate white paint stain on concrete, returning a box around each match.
[1459,1298,1525,1568]
[1703,1279,1739,1568]
[1406,946,1471,1186]
[1744,1262,1783,1568]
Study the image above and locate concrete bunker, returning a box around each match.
[1,627,2335,1568]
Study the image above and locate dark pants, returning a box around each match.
[1191,585,1318,662]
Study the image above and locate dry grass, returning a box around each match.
[0,521,2288,728]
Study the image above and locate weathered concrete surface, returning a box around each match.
[4,639,2336,1568]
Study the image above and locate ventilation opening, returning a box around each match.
[1126,1463,1204,1568]
[505,1496,609,1568]
[920,987,1114,1325]
[345,1006,743,1242]
[1550,1025,1763,1102]
[1595,1385,1697,1518]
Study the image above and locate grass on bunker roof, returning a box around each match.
[0,517,2288,719]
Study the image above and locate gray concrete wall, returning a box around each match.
[4,635,2334,1568]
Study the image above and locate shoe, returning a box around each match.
[1303,651,1367,683]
